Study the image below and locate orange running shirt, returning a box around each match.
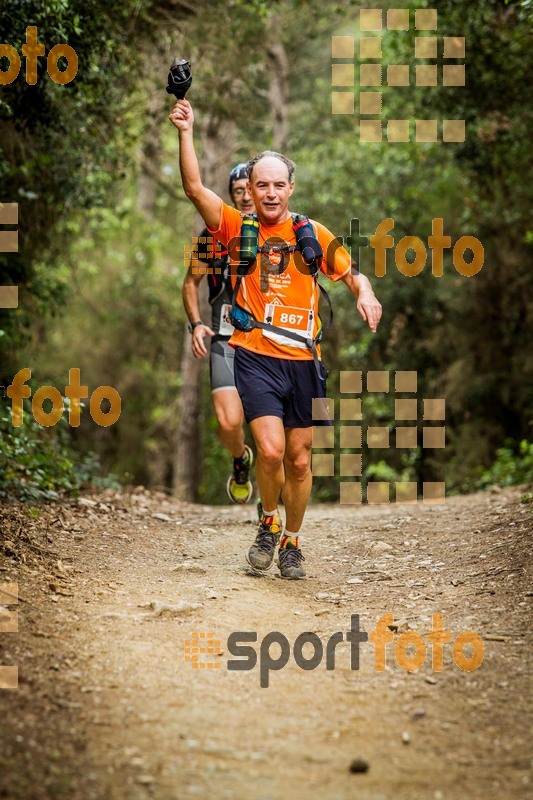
[208,202,351,360]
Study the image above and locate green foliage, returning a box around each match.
[477,440,533,489]
[35,200,188,486]
[0,403,118,502]
[196,389,235,505]
[0,0,203,375]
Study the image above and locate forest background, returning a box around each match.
[0,0,531,505]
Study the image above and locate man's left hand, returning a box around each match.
[357,292,382,333]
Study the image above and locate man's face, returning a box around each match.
[248,156,294,225]
[231,178,255,214]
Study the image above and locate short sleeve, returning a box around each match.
[207,202,241,249]
[312,220,352,282]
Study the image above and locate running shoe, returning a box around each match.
[227,444,253,504]
[277,542,306,580]
[245,514,282,572]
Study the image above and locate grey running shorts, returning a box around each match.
[210,337,236,391]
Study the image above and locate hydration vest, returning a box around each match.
[193,229,229,305]
[194,230,234,338]
[229,213,333,379]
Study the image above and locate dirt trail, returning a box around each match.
[1,488,531,800]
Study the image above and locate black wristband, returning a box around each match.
[187,321,203,334]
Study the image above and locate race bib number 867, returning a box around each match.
[263,303,314,348]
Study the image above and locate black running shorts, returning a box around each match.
[234,346,328,428]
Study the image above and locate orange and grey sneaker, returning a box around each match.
[245,512,282,573]
[277,542,306,580]
[227,445,253,504]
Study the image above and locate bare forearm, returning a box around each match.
[345,268,375,298]
[342,266,382,332]
[169,99,222,229]
[179,129,203,198]
[182,272,215,358]
[182,274,202,323]
[179,135,222,227]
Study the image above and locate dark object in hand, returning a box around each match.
[166,58,192,99]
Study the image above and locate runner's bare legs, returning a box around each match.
[250,417,312,529]
[282,426,312,532]
[250,416,285,512]
[212,388,246,459]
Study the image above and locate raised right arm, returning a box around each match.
[168,99,222,231]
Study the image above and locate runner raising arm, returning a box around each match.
[168,99,222,231]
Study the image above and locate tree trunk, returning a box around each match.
[135,84,170,487]
[137,90,167,219]
[172,112,236,501]
[172,290,204,500]
[266,34,289,152]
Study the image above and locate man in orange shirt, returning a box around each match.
[170,98,382,580]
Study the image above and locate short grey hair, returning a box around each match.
[246,151,296,184]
